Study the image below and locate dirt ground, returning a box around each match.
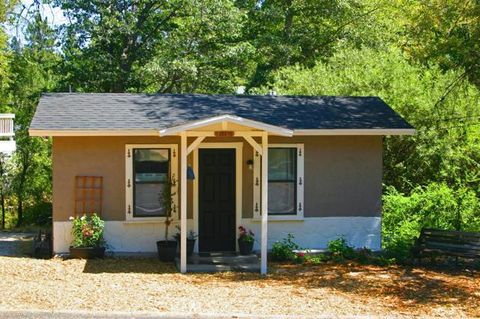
[0,256,478,318]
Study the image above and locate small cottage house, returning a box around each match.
[29,93,414,273]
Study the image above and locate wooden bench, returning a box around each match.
[413,228,480,262]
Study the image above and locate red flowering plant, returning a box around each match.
[70,214,105,248]
[238,226,255,243]
[295,251,306,264]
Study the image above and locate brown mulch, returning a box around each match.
[0,257,478,317]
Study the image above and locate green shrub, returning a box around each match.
[382,183,480,261]
[327,237,355,261]
[24,201,52,226]
[355,247,373,264]
[304,254,328,265]
[271,233,301,261]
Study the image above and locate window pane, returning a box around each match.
[134,149,169,183]
[133,149,170,217]
[268,148,296,181]
[268,182,295,215]
[135,183,166,216]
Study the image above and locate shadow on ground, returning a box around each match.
[220,262,480,315]
[80,256,480,316]
[83,257,177,274]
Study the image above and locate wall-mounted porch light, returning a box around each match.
[246,159,254,170]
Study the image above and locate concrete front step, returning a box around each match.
[175,253,261,273]
[189,254,259,265]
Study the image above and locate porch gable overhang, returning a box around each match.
[158,114,293,137]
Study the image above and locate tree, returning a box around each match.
[57,0,185,92]
[271,47,480,194]
[236,0,379,88]
[395,0,480,87]
[0,1,16,103]
[0,154,13,228]
[141,0,255,93]
[7,8,58,227]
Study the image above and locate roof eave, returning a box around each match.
[28,128,160,137]
[293,128,415,136]
[28,127,416,137]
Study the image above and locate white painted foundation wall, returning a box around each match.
[243,217,382,251]
[53,217,381,254]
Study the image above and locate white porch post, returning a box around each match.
[261,132,268,275]
[180,132,187,273]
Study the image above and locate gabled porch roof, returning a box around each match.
[159,114,293,137]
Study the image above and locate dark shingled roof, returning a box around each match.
[30,93,413,131]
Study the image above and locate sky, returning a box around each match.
[6,0,66,42]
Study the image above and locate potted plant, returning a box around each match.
[174,226,197,257]
[237,226,255,255]
[156,178,177,262]
[69,213,106,258]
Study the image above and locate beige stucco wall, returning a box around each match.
[52,135,382,222]
[268,136,382,218]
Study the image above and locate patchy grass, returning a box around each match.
[0,257,478,317]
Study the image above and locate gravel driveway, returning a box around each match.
[0,257,478,317]
[0,232,34,256]
[0,310,318,319]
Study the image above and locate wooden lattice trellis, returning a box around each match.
[74,176,103,217]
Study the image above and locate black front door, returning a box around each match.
[199,148,236,252]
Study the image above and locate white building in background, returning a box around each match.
[0,114,16,156]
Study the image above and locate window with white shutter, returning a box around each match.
[253,144,304,220]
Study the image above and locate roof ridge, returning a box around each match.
[40,92,383,100]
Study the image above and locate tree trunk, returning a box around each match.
[16,197,23,228]
[15,151,29,228]
[0,156,5,229]
[1,192,5,229]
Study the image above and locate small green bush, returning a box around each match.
[304,254,328,265]
[327,237,355,261]
[355,247,373,264]
[382,183,480,262]
[271,233,301,261]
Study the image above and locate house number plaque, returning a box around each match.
[214,131,234,137]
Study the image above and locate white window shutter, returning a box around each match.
[296,144,304,218]
[125,145,133,219]
[253,149,261,219]
[170,145,179,219]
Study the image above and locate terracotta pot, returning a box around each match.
[156,240,177,262]
[238,239,254,255]
[69,246,105,259]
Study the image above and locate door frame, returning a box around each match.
[193,142,243,253]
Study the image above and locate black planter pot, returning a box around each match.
[156,240,177,262]
[69,246,105,259]
[238,239,254,255]
[176,239,196,257]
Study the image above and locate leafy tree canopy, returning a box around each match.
[271,47,480,193]
[57,0,184,92]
